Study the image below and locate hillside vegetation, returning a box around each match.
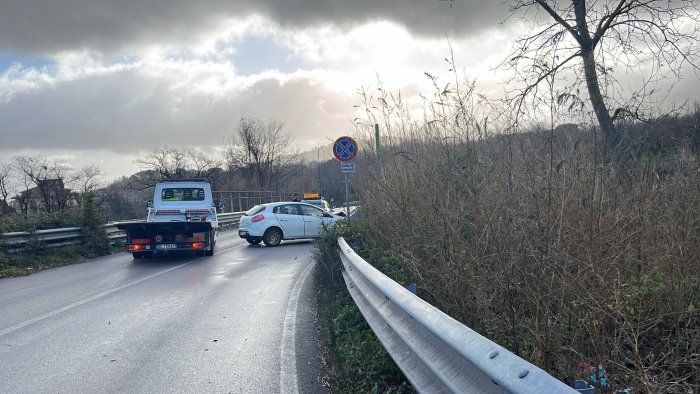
[330,84,699,391]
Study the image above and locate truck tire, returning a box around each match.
[263,228,282,247]
[133,252,154,259]
[205,243,214,256]
[204,230,215,256]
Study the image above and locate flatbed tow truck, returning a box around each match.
[116,178,220,259]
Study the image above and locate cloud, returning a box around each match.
[0,0,505,54]
[0,56,358,154]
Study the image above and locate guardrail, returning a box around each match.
[1,212,245,250]
[338,237,578,394]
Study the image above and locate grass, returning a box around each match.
[0,243,121,278]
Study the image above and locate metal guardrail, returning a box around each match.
[1,212,245,250]
[338,237,578,394]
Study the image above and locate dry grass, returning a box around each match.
[347,79,700,392]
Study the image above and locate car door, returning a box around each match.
[298,204,332,237]
[272,204,305,238]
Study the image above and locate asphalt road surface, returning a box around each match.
[0,231,328,394]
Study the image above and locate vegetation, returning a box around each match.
[0,193,118,278]
[314,219,414,393]
[334,73,700,392]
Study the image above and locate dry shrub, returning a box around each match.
[349,80,700,392]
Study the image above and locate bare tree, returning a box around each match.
[70,164,105,207]
[134,146,189,180]
[224,117,300,189]
[11,156,72,213]
[0,162,12,214]
[132,146,223,189]
[504,0,700,139]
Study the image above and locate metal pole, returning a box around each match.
[318,147,322,196]
[344,172,350,222]
[375,123,382,179]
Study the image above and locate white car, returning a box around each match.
[238,201,343,246]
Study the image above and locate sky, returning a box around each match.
[0,0,698,182]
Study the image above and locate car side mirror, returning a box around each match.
[216,198,225,210]
[147,200,153,208]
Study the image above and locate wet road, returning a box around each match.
[0,232,326,393]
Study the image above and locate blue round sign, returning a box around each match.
[333,136,357,162]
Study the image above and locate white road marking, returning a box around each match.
[279,259,315,394]
[0,242,244,338]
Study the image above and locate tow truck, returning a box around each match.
[116,178,220,259]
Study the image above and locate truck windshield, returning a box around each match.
[161,187,205,201]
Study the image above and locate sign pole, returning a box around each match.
[344,172,350,222]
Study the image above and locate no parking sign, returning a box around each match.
[333,136,357,162]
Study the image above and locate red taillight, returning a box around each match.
[252,214,265,223]
[126,244,143,251]
[192,242,206,249]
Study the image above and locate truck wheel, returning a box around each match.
[132,252,144,259]
[263,228,282,247]
[204,230,215,256]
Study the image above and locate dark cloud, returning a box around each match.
[0,0,504,54]
[0,67,356,153]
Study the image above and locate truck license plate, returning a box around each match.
[156,244,177,250]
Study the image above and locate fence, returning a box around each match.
[338,237,581,393]
[1,212,245,250]
[213,190,301,213]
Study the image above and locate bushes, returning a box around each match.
[0,192,113,277]
[80,192,111,256]
[314,219,414,393]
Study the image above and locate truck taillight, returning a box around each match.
[155,209,181,214]
[192,242,206,249]
[126,244,143,251]
[252,214,265,223]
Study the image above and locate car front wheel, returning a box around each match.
[262,228,282,247]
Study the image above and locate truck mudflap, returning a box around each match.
[116,221,216,256]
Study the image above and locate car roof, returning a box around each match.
[256,201,322,208]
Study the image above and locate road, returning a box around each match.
[0,231,327,394]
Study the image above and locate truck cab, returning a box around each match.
[148,180,219,227]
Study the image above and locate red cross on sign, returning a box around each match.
[333,136,357,162]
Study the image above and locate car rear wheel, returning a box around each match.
[263,228,282,247]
